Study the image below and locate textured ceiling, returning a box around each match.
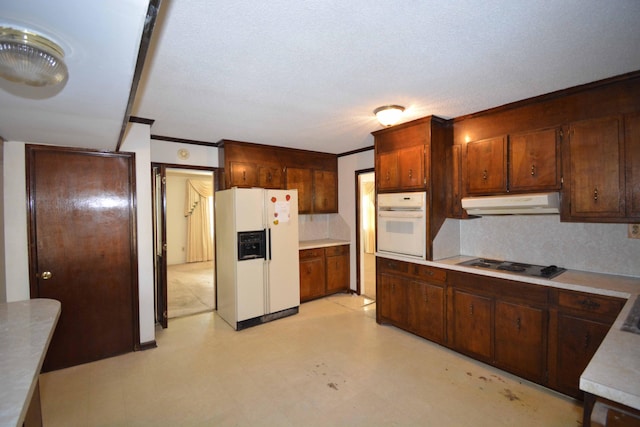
[1,1,640,154]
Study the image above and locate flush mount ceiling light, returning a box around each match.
[374,105,405,127]
[0,27,68,86]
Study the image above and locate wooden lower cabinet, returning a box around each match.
[377,257,447,345]
[299,245,349,302]
[376,258,626,400]
[451,289,493,361]
[548,289,625,399]
[494,301,546,382]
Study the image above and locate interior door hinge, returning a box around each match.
[162,176,166,185]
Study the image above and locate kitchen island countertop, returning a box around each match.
[299,239,350,250]
[377,252,640,411]
[0,298,61,426]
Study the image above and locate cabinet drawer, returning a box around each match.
[376,257,409,274]
[299,248,324,259]
[325,245,348,256]
[411,264,447,283]
[557,290,625,318]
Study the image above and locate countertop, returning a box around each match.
[0,299,61,427]
[377,252,640,410]
[299,239,350,250]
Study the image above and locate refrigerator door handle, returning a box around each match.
[267,228,272,260]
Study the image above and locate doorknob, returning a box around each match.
[38,271,53,280]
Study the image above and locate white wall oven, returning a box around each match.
[377,192,426,259]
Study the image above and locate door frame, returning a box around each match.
[354,168,375,296]
[151,162,221,328]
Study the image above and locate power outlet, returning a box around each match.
[630,224,640,239]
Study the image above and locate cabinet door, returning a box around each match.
[452,289,492,360]
[398,145,425,189]
[626,112,640,218]
[377,151,398,190]
[466,136,507,195]
[299,252,326,302]
[378,273,406,326]
[313,170,338,213]
[259,166,283,189]
[567,116,625,218]
[494,301,546,382]
[325,246,349,294]
[509,128,561,191]
[286,167,313,214]
[406,280,445,343]
[556,313,611,399]
[230,161,258,187]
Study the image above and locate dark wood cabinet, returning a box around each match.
[219,140,338,213]
[299,245,349,302]
[376,257,447,344]
[548,289,625,399]
[286,168,313,213]
[555,314,610,399]
[373,116,452,260]
[299,248,325,302]
[494,301,546,382]
[451,289,493,360]
[465,136,507,195]
[564,116,625,219]
[312,170,337,213]
[509,127,562,192]
[325,245,349,294]
[625,112,640,218]
[229,161,259,187]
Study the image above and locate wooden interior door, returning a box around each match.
[27,145,139,372]
[153,165,168,328]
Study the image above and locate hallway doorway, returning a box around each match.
[165,168,215,319]
[356,170,376,300]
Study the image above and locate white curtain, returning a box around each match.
[362,182,376,253]
[185,179,214,262]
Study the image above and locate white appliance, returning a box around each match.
[377,191,427,259]
[215,188,300,330]
[461,192,561,216]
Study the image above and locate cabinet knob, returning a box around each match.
[530,164,536,176]
[482,170,488,180]
[593,187,599,202]
[516,317,521,330]
[409,168,413,179]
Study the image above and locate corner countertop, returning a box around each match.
[0,299,61,427]
[299,239,350,250]
[377,252,640,410]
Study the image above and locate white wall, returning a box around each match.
[150,139,219,167]
[3,141,29,302]
[120,123,155,345]
[337,148,375,291]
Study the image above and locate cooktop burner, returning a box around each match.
[457,258,566,279]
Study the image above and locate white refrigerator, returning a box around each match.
[215,188,300,330]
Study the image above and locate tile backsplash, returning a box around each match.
[299,214,350,241]
[457,215,640,277]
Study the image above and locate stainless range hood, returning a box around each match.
[461,192,560,216]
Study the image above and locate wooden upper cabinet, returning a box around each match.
[229,161,259,187]
[313,170,337,213]
[626,112,640,218]
[286,167,313,214]
[398,145,425,189]
[509,128,561,192]
[565,116,625,219]
[258,166,283,189]
[465,136,507,195]
[377,151,399,190]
